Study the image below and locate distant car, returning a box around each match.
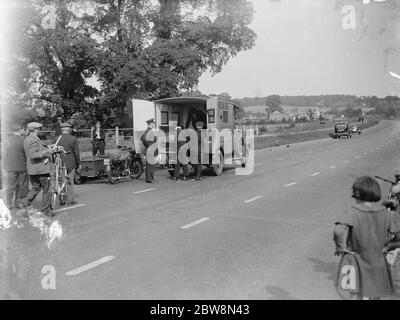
[332,121,352,139]
[351,124,362,135]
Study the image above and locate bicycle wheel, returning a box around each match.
[130,159,143,179]
[50,162,59,210]
[58,160,68,206]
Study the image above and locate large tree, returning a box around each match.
[92,0,256,124]
[8,0,100,126]
[9,0,256,127]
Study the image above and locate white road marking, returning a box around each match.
[363,152,368,155]
[389,71,400,80]
[330,166,336,169]
[277,158,284,161]
[133,188,155,194]
[344,160,349,163]
[310,172,320,177]
[244,196,263,203]
[255,163,263,167]
[354,156,359,159]
[284,182,297,187]
[53,204,87,213]
[181,217,210,229]
[66,256,115,276]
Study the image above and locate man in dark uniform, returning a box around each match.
[173,126,189,181]
[57,123,81,205]
[54,116,63,137]
[140,118,158,183]
[5,122,29,209]
[91,121,106,156]
[193,121,205,181]
[19,122,54,217]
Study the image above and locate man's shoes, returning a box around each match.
[43,211,55,218]
[147,180,158,184]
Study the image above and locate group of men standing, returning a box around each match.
[5,120,80,218]
[140,118,205,183]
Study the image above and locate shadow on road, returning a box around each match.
[308,257,337,284]
[265,285,300,300]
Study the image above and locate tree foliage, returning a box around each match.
[7,0,256,127]
[265,95,283,113]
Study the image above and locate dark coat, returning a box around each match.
[335,203,400,297]
[54,122,62,137]
[5,134,26,172]
[23,133,52,175]
[91,127,105,140]
[57,133,81,169]
[140,127,157,149]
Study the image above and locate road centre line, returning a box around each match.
[344,160,349,163]
[244,196,263,203]
[330,166,336,169]
[133,188,155,194]
[310,172,320,177]
[354,156,360,159]
[284,182,297,187]
[66,256,115,276]
[181,217,210,229]
[53,204,87,213]
[255,163,263,167]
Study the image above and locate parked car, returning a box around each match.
[351,124,362,135]
[331,122,352,139]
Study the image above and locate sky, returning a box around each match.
[197,0,400,98]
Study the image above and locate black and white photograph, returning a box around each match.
[1,0,400,305]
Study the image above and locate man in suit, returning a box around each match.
[91,121,106,156]
[57,123,81,205]
[54,116,63,137]
[140,118,158,183]
[193,121,205,181]
[5,122,29,209]
[173,126,189,181]
[19,122,54,217]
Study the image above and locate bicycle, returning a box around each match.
[48,145,69,210]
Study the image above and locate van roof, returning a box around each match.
[154,96,239,108]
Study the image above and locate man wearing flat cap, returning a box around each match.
[5,122,29,209]
[54,116,63,137]
[19,122,54,217]
[140,118,158,183]
[57,122,80,205]
[91,121,106,157]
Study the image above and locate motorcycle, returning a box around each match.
[375,174,400,211]
[106,146,144,184]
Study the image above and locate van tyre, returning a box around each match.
[212,149,224,176]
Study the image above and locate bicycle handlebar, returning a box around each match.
[375,175,396,185]
[49,145,70,154]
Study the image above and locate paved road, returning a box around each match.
[2,120,400,300]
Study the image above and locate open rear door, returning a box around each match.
[131,99,155,153]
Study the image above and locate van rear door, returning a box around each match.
[131,99,155,153]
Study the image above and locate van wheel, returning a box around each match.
[212,150,224,176]
[241,157,247,168]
